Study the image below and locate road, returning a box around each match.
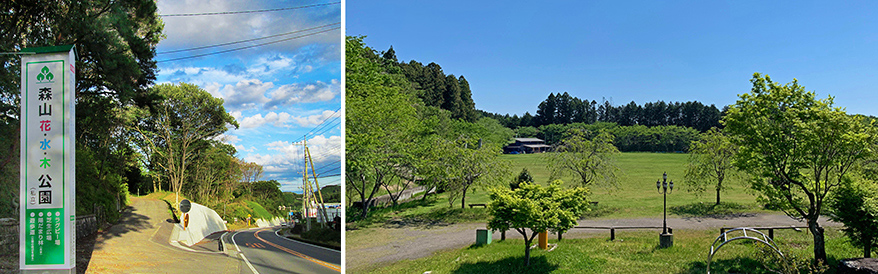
[229,227,341,274]
[85,197,240,273]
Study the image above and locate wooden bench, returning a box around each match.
[468,203,487,208]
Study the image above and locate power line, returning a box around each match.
[156,26,339,63]
[157,23,340,55]
[159,2,340,17]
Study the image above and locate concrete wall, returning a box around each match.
[255,217,284,228]
[0,215,98,255]
[173,202,227,245]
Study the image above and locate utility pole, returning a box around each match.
[300,137,330,229]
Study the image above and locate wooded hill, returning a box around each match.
[480,92,723,132]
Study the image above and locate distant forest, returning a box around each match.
[373,44,726,152]
[480,93,723,132]
[376,46,723,135]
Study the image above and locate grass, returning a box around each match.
[352,227,859,274]
[503,152,767,219]
[351,153,767,228]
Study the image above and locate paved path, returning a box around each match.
[85,197,240,273]
[229,227,341,274]
[345,213,840,271]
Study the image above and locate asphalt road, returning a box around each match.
[230,228,340,274]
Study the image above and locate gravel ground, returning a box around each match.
[345,213,841,272]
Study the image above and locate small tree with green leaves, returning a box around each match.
[510,168,533,190]
[829,178,878,258]
[545,129,620,187]
[487,181,590,266]
[684,128,737,205]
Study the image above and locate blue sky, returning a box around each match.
[347,1,878,117]
[155,0,341,192]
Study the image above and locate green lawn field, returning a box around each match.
[351,152,765,227]
[502,152,766,218]
[357,227,857,274]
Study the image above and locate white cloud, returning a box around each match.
[245,134,340,176]
[156,0,340,55]
[239,111,292,128]
[235,109,338,129]
[217,79,273,110]
[159,66,248,87]
[265,80,339,109]
[291,110,338,127]
[233,144,256,153]
[214,133,240,144]
[247,55,296,77]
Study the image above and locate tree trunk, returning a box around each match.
[524,239,531,266]
[715,186,721,205]
[866,235,872,258]
[460,185,469,209]
[422,185,430,200]
[360,202,369,219]
[808,219,827,265]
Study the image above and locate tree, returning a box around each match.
[445,142,508,208]
[381,45,397,62]
[545,130,620,187]
[828,179,878,258]
[187,141,239,203]
[346,36,424,218]
[240,160,264,195]
[510,168,533,190]
[535,93,557,126]
[724,73,875,264]
[487,181,590,266]
[457,76,477,122]
[130,83,239,206]
[443,74,464,119]
[520,112,535,128]
[684,128,737,205]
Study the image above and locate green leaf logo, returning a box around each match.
[37,66,53,83]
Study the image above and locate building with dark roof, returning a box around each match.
[503,138,552,154]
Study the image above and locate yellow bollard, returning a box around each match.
[539,230,548,250]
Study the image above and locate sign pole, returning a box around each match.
[19,45,76,273]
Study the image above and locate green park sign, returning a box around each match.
[19,45,76,272]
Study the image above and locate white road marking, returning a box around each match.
[239,253,259,274]
[232,230,259,274]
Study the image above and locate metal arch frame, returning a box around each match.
[707,227,788,274]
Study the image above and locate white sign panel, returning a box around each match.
[19,45,76,271]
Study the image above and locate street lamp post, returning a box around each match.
[657,172,674,248]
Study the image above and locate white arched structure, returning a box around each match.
[707,227,789,274]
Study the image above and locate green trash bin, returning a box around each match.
[476,229,492,245]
